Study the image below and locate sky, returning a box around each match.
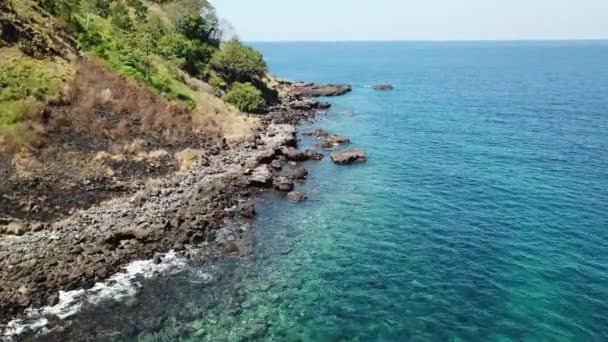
[212,0,608,41]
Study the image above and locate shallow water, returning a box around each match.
[17,41,608,341]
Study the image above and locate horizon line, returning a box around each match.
[246,38,608,44]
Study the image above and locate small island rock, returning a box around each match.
[287,191,307,202]
[273,176,295,192]
[372,84,394,90]
[331,150,367,165]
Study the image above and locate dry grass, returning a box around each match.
[174,67,259,140]
[175,148,205,171]
[63,59,193,136]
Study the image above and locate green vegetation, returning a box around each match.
[210,39,267,84]
[0,48,72,147]
[1,0,270,149]
[223,82,266,113]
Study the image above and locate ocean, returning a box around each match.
[17,41,608,341]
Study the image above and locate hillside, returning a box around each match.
[0,0,274,223]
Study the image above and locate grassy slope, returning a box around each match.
[0,0,256,152]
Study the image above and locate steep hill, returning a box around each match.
[0,0,267,223]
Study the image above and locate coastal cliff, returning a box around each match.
[0,0,356,329]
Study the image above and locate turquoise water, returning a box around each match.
[37,41,608,341]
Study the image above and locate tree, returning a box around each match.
[175,14,217,46]
[136,18,165,81]
[110,2,134,31]
[210,39,266,84]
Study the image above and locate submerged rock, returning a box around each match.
[321,135,351,149]
[237,201,256,218]
[289,99,332,111]
[372,84,394,90]
[290,167,309,180]
[288,82,352,97]
[273,176,295,192]
[224,242,239,254]
[331,150,367,165]
[270,159,284,170]
[287,191,307,202]
[281,147,308,162]
[305,149,324,161]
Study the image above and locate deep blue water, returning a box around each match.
[26,41,608,341]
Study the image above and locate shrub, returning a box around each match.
[210,39,267,84]
[175,13,217,45]
[222,82,266,113]
[158,32,214,76]
[110,2,134,31]
[209,74,226,90]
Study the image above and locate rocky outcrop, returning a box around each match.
[0,119,316,326]
[287,191,307,202]
[290,99,332,111]
[0,75,348,327]
[273,176,294,192]
[305,128,351,149]
[321,135,351,149]
[305,150,324,161]
[331,150,367,165]
[372,84,394,90]
[290,167,308,180]
[285,82,352,97]
[248,165,273,187]
[280,147,308,162]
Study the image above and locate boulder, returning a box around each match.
[237,201,256,218]
[289,83,352,97]
[290,167,308,180]
[304,128,330,137]
[273,176,294,192]
[317,101,332,109]
[305,149,324,160]
[372,84,394,90]
[331,150,367,165]
[224,242,239,254]
[287,191,307,202]
[270,159,284,170]
[321,135,351,149]
[281,147,308,162]
[249,165,273,187]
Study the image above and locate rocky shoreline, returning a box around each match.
[0,82,355,330]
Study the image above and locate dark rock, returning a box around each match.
[95,267,108,279]
[290,168,308,180]
[331,150,367,165]
[249,165,273,187]
[206,230,217,242]
[237,201,256,218]
[372,84,394,90]
[281,147,308,162]
[289,83,352,97]
[270,159,284,170]
[224,242,239,254]
[317,101,332,109]
[321,135,351,149]
[287,191,307,202]
[273,177,294,192]
[304,128,329,137]
[304,150,324,161]
[153,254,162,265]
[46,292,60,306]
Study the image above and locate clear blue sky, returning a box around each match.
[212,0,608,41]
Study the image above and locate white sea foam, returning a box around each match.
[1,251,187,339]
